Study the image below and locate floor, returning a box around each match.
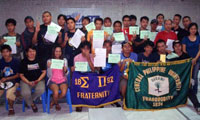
[1,78,200,120]
[0,94,200,120]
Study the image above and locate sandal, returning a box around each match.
[76,107,82,112]
[8,108,15,116]
[31,104,38,113]
[55,104,61,111]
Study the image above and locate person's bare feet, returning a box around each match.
[50,101,55,109]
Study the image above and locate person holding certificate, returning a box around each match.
[47,45,68,111]
[73,41,95,112]
[119,41,137,98]
[87,18,109,53]
[32,11,55,62]
[133,16,150,53]
[0,18,22,60]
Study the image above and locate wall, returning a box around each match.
[0,0,200,34]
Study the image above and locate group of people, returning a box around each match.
[0,11,200,116]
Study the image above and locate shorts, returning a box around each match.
[48,81,67,87]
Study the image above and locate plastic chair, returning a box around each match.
[46,88,73,114]
[46,67,72,114]
[5,88,46,113]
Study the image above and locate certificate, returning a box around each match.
[108,54,121,63]
[50,59,64,69]
[113,32,125,42]
[3,36,17,54]
[129,26,139,35]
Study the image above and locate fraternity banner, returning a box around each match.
[71,65,121,107]
[124,59,192,110]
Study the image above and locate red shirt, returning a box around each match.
[154,31,177,44]
[122,28,132,41]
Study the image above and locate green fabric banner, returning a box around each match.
[124,59,192,110]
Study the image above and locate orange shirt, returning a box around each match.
[87,30,109,53]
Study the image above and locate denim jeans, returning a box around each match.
[192,61,200,95]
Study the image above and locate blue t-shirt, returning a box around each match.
[0,58,20,83]
[182,36,200,58]
[101,58,114,73]
[121,52,138,61]
[120,52,138,74]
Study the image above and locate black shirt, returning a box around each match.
[169,52,191,61]
[37,24,56,61]
[172,26,184,41]
[133,35,144,53]
[151,52,169,62]
[21,27,35,50]
[133,29,151,53]
[137,53,155,62]
[80,27,88,41]
[65,30,81,67]
[19,58,46,81]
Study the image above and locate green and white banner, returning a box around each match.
[124,59,192,110]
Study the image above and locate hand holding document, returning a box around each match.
[112,44,122,54]
[108,54,121,63]
[113,32,125,42]
[94,48,106,67]
[85,22,96,32]
[140,30,150,39]
[160,54,166,62]
[69,29,85,48]
[166,39,174,51]
[44,22,62,43]
[3,36,17,54]
[129,26,139,35]
[167,53,179,59]
[75,62,88,72]
[50,59,64,69]
[93,30,104,48]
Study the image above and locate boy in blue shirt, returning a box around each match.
[120,41,137,98]
[0,45,20,115]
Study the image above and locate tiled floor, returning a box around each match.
[1,79,200,120]
[0,96,200,120]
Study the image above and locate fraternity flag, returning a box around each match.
[124,59,192,110]
[71,65,121,107]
